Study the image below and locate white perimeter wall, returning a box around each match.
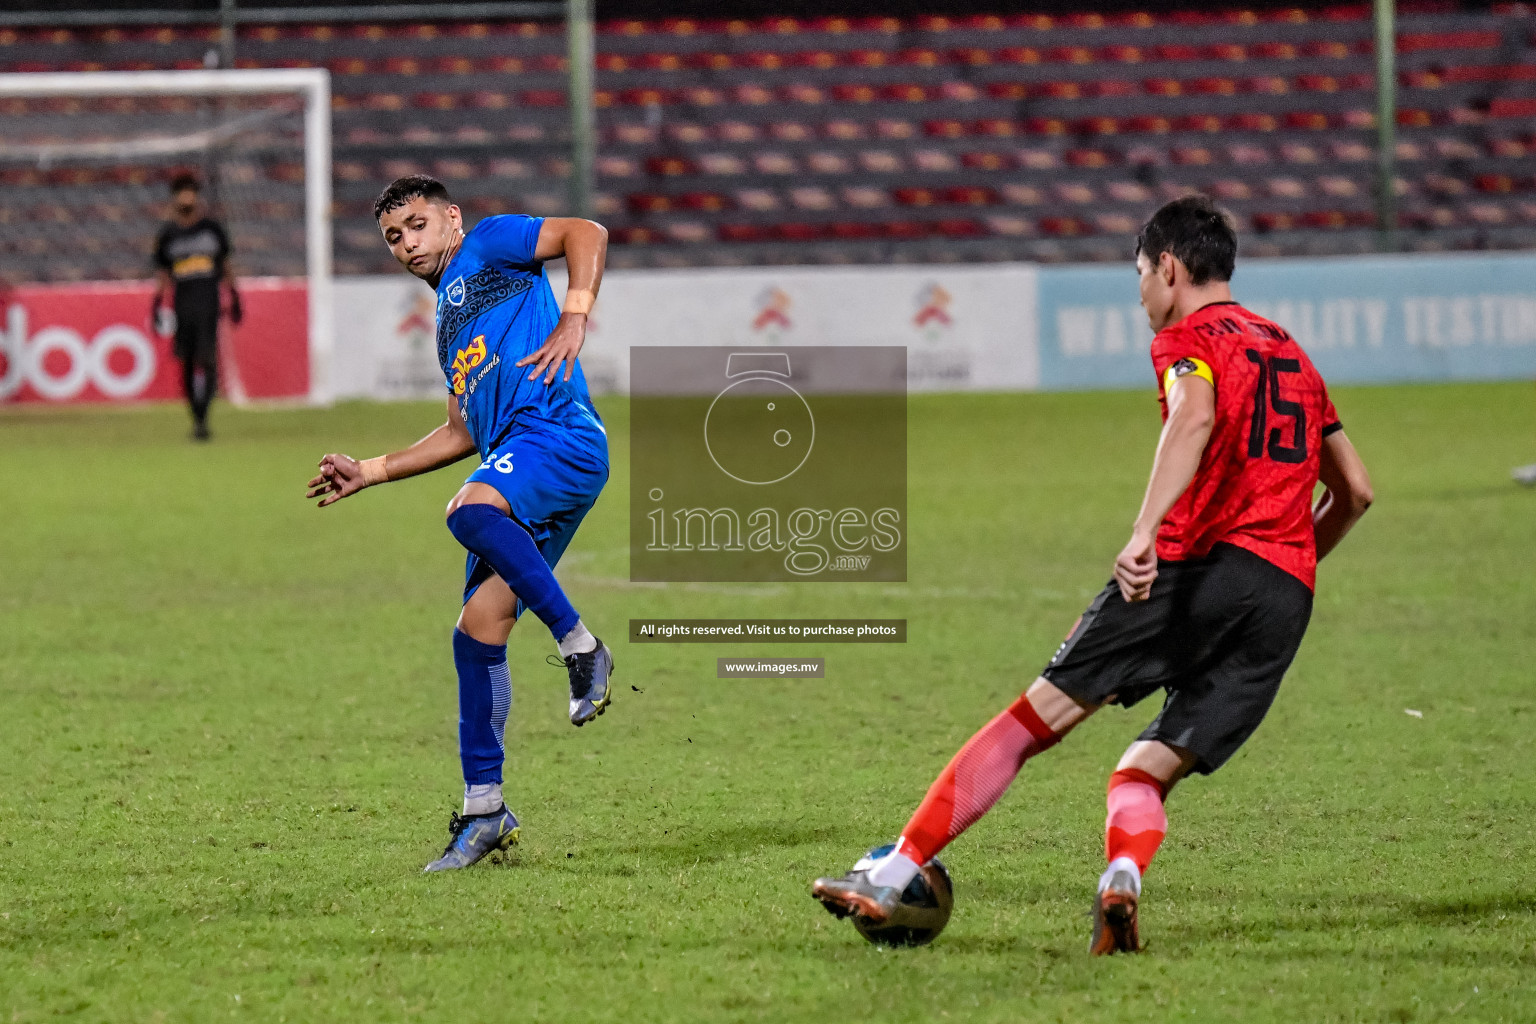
[332,251,1536,400]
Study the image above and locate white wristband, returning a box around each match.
[360,456,389,486]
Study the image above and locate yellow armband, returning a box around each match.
[1163,357,1215,393]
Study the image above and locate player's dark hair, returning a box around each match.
[374,174,453,220]
[168,172,201,195]
[1135,195,1237,285]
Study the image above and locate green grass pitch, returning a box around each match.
[1,383,1533,1022]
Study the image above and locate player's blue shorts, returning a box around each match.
[462,425,609,612]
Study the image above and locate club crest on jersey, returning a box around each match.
[451,335,487,395]
[444,276,466,306]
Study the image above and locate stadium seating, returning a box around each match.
[2,5,1536,275]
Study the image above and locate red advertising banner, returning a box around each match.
[0,279,309,405]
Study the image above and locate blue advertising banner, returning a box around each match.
[1037,253,1536,391]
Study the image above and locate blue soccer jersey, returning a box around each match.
[434,215,606,457]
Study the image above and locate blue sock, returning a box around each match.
[453,629,511,786]
[446,503,581,639]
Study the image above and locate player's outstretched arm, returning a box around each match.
[306,394,478,507]
[1115,375,1217,602]
[1313,429,1373,560]
[518,217,609,384]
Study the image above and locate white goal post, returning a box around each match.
[0,68,334,404]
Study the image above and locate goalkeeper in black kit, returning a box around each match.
[151,173,241,440]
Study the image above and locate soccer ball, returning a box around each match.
[850,844,954,947]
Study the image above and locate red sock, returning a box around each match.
[1104,768,1168,875]
[895,694,1060,865]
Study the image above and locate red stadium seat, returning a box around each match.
[894,187,938,207]
[1101,45,1144,63]
[882,221,932,240]
[1192,77,1238,95]
[829,221,880,239]
[645,156,696,176]
[1040,81,1082,99]
[883,84,929,103]
[846,49,887,68]
[1040,216,1091,236]
[831,84,878,103]
[627,193,671,213]
[962,151,1012,170]
[995,46,1041,65]
[1066,148,1113,167]
[1250,42,1298,59]
[1046,46,1095,64]
[1127,115,1172,133]
[934,218,985,238]
[1284,111,1331,130]
[697,153,747,175]
[925,119,968,138]
[775,223,827,242]
[1172,114,1223,133]
[718,224,767,243]
[942,186,998,205]
[1171,146,1215,165]
[1228,112,1278,132]
[981,83,1027,103]
[1087,80,1138,98]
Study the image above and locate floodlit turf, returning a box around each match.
[1,383,1533,1023]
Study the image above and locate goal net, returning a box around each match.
[0,69,333,404]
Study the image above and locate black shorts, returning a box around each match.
[173,306,219,365]
[1042,542,1313,774]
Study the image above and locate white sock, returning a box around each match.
[1098,855,1142,896]
[463,782,503,816]
[557,620,598,658]
[865,847,922,891]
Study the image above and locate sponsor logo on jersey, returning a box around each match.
[445,276,466,306]
[450,335,486,395]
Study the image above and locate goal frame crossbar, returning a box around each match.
[0,68,335,404]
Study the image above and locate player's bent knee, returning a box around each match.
[1024,676,1096,735]
[1116,740,1197,791]
[445,482,511,520]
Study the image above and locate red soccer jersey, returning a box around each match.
[1150,301,1341,590]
